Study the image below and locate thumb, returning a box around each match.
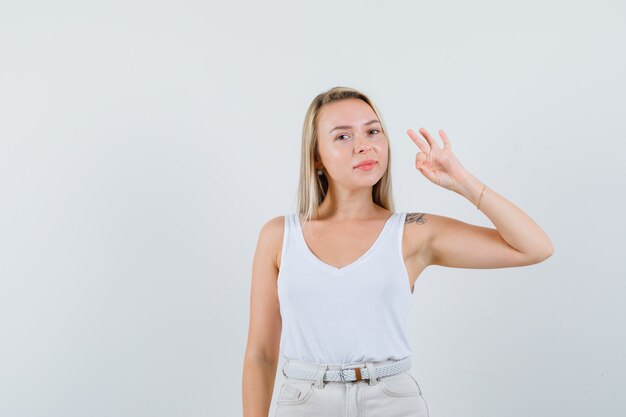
[415,159,437,182]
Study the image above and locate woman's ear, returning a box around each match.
[313,156,323,171]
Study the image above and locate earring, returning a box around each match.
[317,169,323,176]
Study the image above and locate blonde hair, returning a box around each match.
[297,86,395,224]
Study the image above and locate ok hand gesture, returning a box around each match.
[407,128,471,194]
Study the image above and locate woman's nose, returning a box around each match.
[356,143,372,152]
[354,135,372,152]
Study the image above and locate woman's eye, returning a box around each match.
[336,129,380,141]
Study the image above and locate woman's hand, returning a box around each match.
[407,127,471,194]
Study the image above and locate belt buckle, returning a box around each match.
[339,366,363,383]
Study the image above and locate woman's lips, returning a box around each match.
[355,162,377,171]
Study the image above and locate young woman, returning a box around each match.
[242,86,554,417]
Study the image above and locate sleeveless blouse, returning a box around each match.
[277,212,414,366]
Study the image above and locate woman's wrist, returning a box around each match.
[456,172,485,207]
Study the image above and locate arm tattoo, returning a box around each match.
[405,212,427,225]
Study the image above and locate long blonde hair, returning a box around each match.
[297,86,395,223]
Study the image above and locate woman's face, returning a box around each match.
[315,98,388,189]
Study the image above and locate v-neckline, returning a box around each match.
[295,212,396,275]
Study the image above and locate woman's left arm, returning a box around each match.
[407,127,554,268]
[457,171,554,259]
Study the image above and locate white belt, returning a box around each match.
[282,356,411,383]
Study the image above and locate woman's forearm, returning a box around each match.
[457,171,554,259]
[242,355,278,417]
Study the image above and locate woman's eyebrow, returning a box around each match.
[329,119,380,134]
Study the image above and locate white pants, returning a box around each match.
[275,358,430,417]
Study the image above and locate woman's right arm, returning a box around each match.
[242,216,284,417]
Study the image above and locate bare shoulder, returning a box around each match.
[403,211,443,266]
[403,212,430,261]
[257,215,286,270]
[406,211,473,229]
[413,211,482,238]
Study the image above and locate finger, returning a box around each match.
[415,152,427,166]
[416,160,436,182]
[419,127,440,150]
[407,128,430,153]
[439,129,452,149]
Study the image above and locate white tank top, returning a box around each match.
[277,211,415,366]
